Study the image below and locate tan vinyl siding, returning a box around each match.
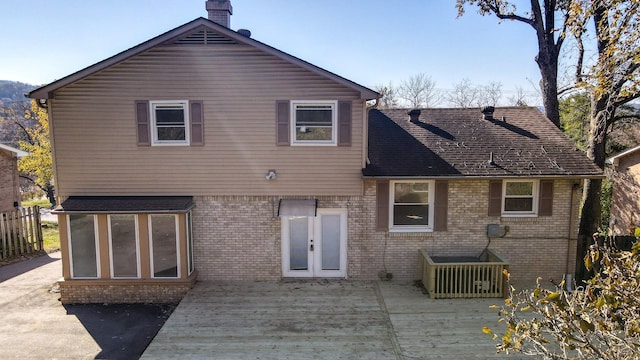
[50,45,364,197]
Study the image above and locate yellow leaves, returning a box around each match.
[545,292,561,302]
[482,327,494,335]
[579,318,595,333]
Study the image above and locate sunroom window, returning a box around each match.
[390,181,433,232]
[151,100,189,145]
[68,215,99,278]
[503,180,539,216]
[291,101,337,145]
[108,214,139,278]
[150,214,179,278]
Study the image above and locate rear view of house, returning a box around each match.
[28,1,602,303]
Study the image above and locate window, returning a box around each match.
[108,215,139,278]
[149,214,179,278]
[68,215,99,278]
[503,180,539,216]
[291,101,337,145]
[390,181,434,232]
[151,100,189,145]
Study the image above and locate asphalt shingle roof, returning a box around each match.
[364,107,603,178]
[53,196,194,213]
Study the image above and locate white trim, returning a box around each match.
[67,214,100,279]
[107,214,141,279]
[389,180,434,233]
[501,179,539,217]
[187,211,194,275]
[290,100,338,146]
[0,143,29,158]
[281,209,348,278]
[149,214,181,279]
[150,100,190,146]
[606,144,640,166]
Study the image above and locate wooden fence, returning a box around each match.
[0,206,43,260]
[420,248,509,299]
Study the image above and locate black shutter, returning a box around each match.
[337,101,352,146]
[488,180,502,216]
[434,180,448,231]
[538,180,554,216]
[190,100,204,146]
[276,100,290,146]
[135,100,150,146]
[376,181,389,231]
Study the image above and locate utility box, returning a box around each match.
[487,224,502,237]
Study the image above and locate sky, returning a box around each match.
[0,0,544,104]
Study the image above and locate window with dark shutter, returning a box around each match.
[376,181,389,231]
[337,101,352,146]
[276,100,290,146]
[190,100,204,146]
[488,180,503,216]
[434,180,448,231]
[135,100,151,146]
[538,180,554,216]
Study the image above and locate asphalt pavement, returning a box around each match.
[0,252,175,360]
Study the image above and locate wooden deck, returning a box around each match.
[142,281,527,359]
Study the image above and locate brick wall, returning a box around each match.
[59,280,193,304]
[189,178,580,284]
[0,149,20,212]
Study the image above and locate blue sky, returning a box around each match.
[1,0,543,102]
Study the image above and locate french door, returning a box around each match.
[281,209,347,278]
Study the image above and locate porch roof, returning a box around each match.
[52,196,194,214]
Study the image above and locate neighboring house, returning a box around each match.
[606,144,640,235]
[0,143,28,212]
[27,1,602,304]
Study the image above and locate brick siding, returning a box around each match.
[0,149,20,212]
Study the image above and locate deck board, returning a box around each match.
[142,281,529,359]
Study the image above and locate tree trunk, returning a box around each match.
[46,184,56,207]
[576,95,609,281]
[536,47,561,128]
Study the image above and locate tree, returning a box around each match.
[456,0,571,127]
[508,85,530,106]
[447,78,480,108]
[479,81,503,107]
[374,82,400,109]
[397,73,442,108]
[486,241,640,359]
[18,100,54,205]
[572,0,640,280]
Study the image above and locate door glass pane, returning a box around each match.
[289,217,308,270]
[321,215,341,271]
[151,215,178,278]
[110,215,138,278]
[69,215,97,278]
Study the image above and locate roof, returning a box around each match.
[364,107,603,178]
[52,196,194,214]
[0,143,29,158]
[606,144,640,166]
[28,17,378,100]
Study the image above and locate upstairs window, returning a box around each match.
[503,180,539,216]
[291,101,337,145]
[151,101,189,145]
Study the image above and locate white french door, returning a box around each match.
[281,209,347,278]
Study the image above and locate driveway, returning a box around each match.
[0,252,173,360]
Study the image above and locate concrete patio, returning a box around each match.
[142,281,526,359]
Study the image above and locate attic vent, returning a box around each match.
[173,28,237,45]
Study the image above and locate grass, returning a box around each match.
[22,198,53,209]
[41,221,60,253]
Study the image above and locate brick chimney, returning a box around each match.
[206,0,232,28]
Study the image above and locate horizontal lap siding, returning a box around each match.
[51,45,364,196]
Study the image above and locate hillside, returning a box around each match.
[0,80,38,146]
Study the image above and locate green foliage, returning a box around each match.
[599,178,612,234]
[488,242,640,359]
[41,221,59,253]
[559,93,590,152]
[18,101,53,190]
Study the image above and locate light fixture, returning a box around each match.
[265,169,277,180]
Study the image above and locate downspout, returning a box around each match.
[565,182,580,291]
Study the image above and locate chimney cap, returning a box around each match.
[237,29,251,38]
[408,109,421,123]
[481,106,495,120]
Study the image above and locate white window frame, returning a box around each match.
[290,100,338,146]
[67,214,100,279]
[502,179,539,217]
[389,180,434,232]
[107,214,141,279]
[149,214,181,279]
[150,100,190,146]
